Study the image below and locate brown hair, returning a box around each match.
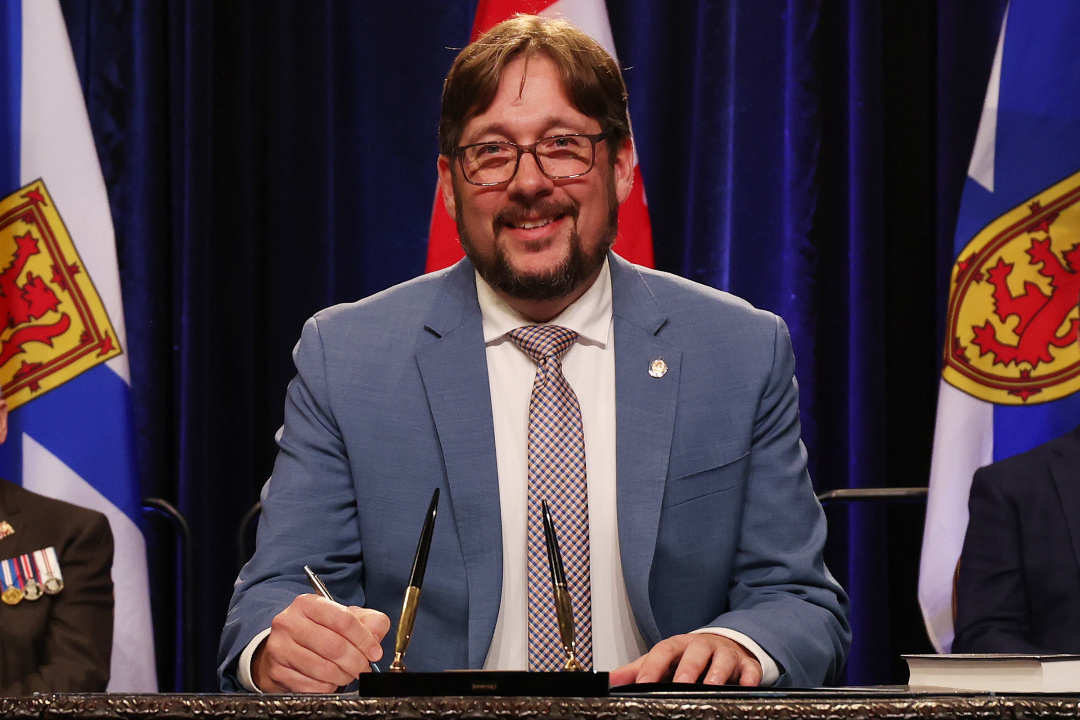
[438,14,631,160]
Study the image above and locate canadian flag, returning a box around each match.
[425,0,654,272]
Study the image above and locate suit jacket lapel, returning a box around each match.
[415,262,503,668]
[1051,425,1080,574]
[610,255,680,645]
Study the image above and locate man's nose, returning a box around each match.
[508,150,554,198]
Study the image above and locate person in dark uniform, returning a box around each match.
[0,399,114,695]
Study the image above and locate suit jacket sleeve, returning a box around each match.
[953,464,1039,652]
[218,313,365,691]
[1,509,114,695]
[704,316,849,686]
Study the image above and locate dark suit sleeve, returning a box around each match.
[2,510,115,695]
[953,465,1039,653]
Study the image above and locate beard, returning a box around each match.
[454,177,620,303]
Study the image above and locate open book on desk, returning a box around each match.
[904,654,1080,692]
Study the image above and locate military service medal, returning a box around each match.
[1,557,24,605]
[19,554,42,601]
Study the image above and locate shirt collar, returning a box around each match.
[476,258,612,347]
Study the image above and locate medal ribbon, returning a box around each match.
[12,556,24,590]
[46,546,62,583]
[37,546,63,594]
[0,558,13,592]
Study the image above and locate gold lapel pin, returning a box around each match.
[648,358,668,378]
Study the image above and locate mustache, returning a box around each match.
[494,199,578,228]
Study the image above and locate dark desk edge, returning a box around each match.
[2,691,1080,720]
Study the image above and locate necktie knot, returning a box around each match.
[508,325,577,365]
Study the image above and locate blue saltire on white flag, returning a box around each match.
[0,0,156,691]
[919,0,1080,653]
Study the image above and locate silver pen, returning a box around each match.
[303,565,382,673]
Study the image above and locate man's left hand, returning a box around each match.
[609,634,763,686]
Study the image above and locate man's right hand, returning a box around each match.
[252,594,391,693]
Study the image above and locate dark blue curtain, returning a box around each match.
[59,0,1006,690]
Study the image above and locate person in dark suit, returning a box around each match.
[953,424,1080,653]
[219,15,848,693]
[0,398,114,695]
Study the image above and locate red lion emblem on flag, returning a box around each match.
[0,180,121,410]
[944,170,1080,404]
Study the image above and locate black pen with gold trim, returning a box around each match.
[388,487,440,672]
[541,499,584,671]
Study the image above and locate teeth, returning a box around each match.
[516,218,553,230]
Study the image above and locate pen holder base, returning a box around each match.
[355,670,609,697]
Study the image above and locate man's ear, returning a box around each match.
[437,155,457,220]
[613,137,635,205]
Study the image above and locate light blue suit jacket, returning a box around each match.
[218,254,850,689]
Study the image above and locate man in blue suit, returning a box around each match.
[219,15,849,692]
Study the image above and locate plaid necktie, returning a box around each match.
[508,324,593,671]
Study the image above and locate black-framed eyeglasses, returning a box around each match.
[454,129,613,186]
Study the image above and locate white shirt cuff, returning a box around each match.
[691,627,781,686]
[237,628,272,693]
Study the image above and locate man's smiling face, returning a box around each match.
[438,52,633,318]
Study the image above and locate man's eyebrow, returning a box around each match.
[463,120,591,144]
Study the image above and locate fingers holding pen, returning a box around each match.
[350,603,392,660]
[253,594,390,693]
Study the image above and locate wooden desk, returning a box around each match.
[2,692,1080,720]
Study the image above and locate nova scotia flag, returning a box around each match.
[919,0,1080,653]
[0,0,156,690]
